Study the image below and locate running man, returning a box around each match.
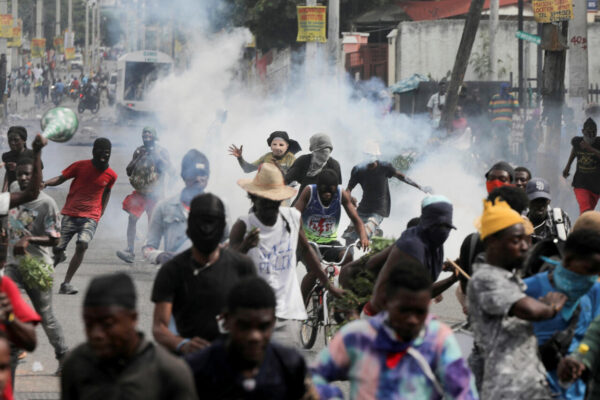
[116,127,172,263]
[45,138,117,295]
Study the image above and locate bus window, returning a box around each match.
[124,61,171,101]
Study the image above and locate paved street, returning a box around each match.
[3,98,465,399]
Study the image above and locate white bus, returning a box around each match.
[115,50,173,120]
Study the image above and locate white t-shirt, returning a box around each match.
[427,92,446,123]
[238,207,307,320]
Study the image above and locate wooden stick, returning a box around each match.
[445,258,471,280]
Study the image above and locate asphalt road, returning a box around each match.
[5,94,465,399]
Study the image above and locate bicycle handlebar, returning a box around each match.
[307,240,360,266]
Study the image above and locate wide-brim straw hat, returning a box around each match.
[237,163,297,201]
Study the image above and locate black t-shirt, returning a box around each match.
[348,162,395,217]
[185,339,308,400]
[571,137,600,194]
[2,149,36,186]
[151,248,256,341]
[284,154,341,202]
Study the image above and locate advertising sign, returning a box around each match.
[297,6,327,43]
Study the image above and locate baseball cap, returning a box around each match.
[525,178,551,201]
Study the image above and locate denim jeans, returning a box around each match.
[5,265,68,359]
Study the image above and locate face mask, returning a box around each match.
[553,264,598,320]
[486,179,508,194]
[143,140,155,149]
[425,225,452,247]
[187,216,225,255]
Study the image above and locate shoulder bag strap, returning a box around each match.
[407,347,445,398]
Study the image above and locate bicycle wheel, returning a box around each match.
[299,286,320,349]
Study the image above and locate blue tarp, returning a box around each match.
[390,73,430,94]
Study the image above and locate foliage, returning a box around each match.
[18,254,54,291]
[392,151,416,172]
[331,237,394,321]
[469,31,508,80]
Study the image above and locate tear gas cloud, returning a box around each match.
[146,26,487,259]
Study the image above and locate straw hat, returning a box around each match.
[237,163,297,201]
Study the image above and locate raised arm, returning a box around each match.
[9,134,47,208]
[341,190,368,249]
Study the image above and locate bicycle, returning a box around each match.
[299,241,357,349]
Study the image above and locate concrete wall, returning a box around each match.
[395,20,539,84]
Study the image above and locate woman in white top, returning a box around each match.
[230,163,343,345]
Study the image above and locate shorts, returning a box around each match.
[55,215,98,251]
[123,191,158,218]
[297,240,344,264]
[574,188,600,214]
[342,212,384,243]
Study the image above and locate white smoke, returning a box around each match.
[145,27,487,260]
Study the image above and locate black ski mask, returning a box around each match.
[92,138,112,171]
[187,193,226,255]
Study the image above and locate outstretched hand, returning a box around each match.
[228,144,243,158]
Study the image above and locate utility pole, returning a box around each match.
[539,22,569,185]
[85,1,89,73]
[68,0,73,32]
[568,0,589,122]
[55,0,61,36]
[441,0,486,129]
[305,0,317,73]
[91,1,96,71]
[35,0,42,38]
[11,0,18,69]
[489,0,499,80]
[0,0,7,64]
[327,0,339,67]
[518,0,524,107]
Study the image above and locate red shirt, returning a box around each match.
[1,276,41,400]
[61,160,117,222]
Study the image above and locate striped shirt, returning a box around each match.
[489,94,519,126]
[311,313,478,399]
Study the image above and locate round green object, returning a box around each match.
[40,107,79,143]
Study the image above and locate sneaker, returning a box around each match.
[59,282,78,295]
[116,250,135,264]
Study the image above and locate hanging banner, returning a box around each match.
[296,6,327,43]
[0,14,12,38]
[8,27,21,48]
[31,38,46,58]
[532,0,573,22]
[53,37,64,53]
[64,47,75,61]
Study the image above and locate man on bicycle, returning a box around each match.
[294,169,369,300]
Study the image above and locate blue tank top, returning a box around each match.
[302,184,342,244]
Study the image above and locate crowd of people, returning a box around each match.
[0,115,596,400]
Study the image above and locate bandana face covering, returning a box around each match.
[307,148,331,177]
[486,179,509,194]
[553,264,598,320]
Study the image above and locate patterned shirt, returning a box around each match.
[311,313,478,400]
[467,262,551,400]
[489,94,519,126]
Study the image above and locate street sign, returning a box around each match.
[516,30,542,45]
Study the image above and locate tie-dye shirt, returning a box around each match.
[311,313,478,400]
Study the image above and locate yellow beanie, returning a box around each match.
[573,211,600,233]
[478,199,528,240]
